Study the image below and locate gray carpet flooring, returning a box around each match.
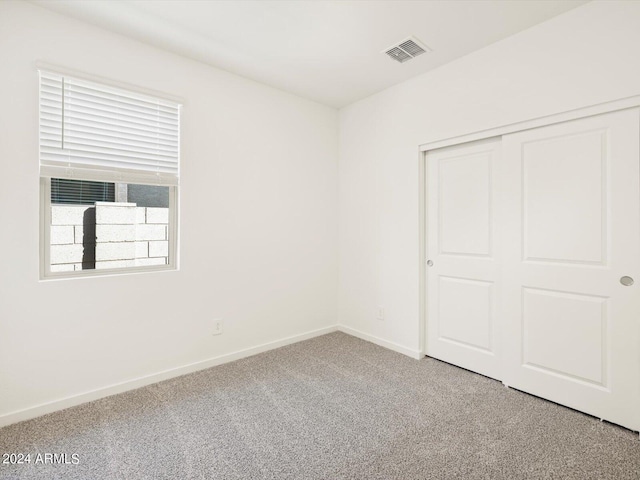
[1,332,639,479]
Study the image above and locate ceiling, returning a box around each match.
[32,0,588,108]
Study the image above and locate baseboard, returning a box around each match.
[337,325,423,360]
[0,325,339,428]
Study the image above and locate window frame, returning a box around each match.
[38,66,181,280]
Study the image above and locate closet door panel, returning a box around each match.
[426,138,502,380]
[501,108,640,431]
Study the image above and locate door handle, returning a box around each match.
[427,260,434,267]
[620,276,634,286]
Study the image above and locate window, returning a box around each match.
[51,178,115,204]
[39,70,181,278]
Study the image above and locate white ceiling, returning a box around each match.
[32,0,588,108]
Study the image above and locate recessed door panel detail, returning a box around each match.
[438,276,493,353]
[439,152,491,257]
[522,287,607,387]
[522,130,607,265]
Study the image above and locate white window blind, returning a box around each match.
[39,70,180,185]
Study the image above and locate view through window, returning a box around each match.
[48,179,171,273]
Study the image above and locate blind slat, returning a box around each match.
[41,149,179,171]
[41,95,178,126]
[51,178,115,205]
[41,165,178,186]
[50,116,178,140]
[66,81,179,112]
[40,124,178,149]
[43,142,178,163]
[64,94,179,126]
[65,87,179,116]
[62,109,178,135]
[41,72,177,111]
[41,131,178,154]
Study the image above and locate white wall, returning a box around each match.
[338,0,640,354]
[0,1,338,424]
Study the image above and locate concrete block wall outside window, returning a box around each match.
[50,202,170,272]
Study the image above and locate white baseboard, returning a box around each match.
[0,325,339,428]
[337,325,423,360]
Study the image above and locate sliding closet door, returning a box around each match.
[501,108,640,431]
[426,138,502,380]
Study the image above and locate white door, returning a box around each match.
[501,108,640,431]
[426,138,502,380]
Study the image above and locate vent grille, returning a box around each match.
[384,36,430,64]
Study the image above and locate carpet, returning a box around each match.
[1,332,639,479]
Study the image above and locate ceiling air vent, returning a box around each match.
[383,36,431,64]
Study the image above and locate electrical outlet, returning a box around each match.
[212,318,223,336]
[377,306,385,321]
